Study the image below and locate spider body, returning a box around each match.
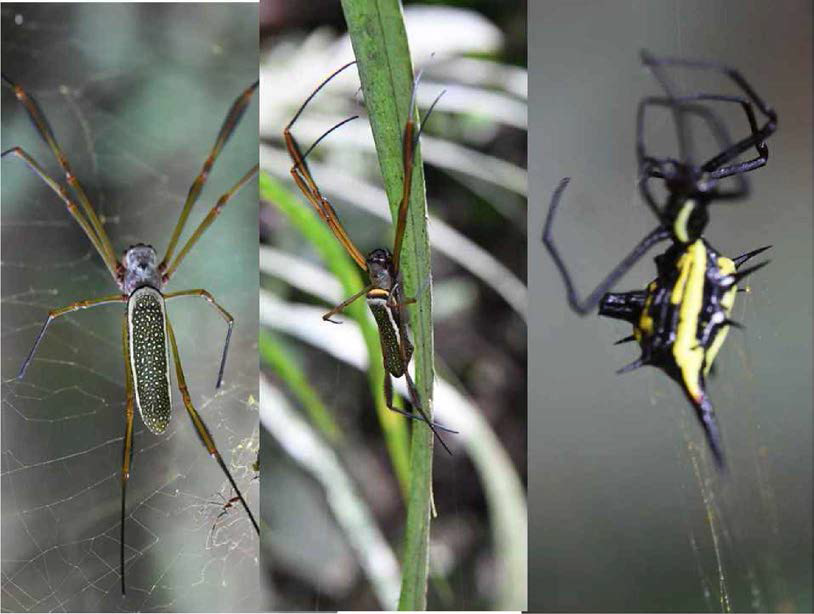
[542,51,777,468]
[598,239,768,466]
[2,74,260,593]
[122,245,173,434]
[128,286,172,434]
[365,248,414,377]
[284,62,456,454]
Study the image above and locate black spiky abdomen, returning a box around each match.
[368,297,413,377]
[128,287,172,434]
[599,239,738,397]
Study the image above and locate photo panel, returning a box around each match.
[1,4,260,611]
[258,0,527,610]
[529,1,812,611]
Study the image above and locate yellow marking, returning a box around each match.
[704,256,738,375]
[673,200,695,244]
[672,241,707,400]
[367,288,389,299]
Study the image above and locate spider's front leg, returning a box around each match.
[542,177,670,315]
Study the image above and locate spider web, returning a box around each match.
[1,5,261,612]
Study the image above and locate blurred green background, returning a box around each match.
[529,1,812,611]
[258,0,527,609]
[1,5,259,612]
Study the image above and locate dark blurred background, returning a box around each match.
[258,0,527,610]
[1,5,259,612]
[529,1,812,612]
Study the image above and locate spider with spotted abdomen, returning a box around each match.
[542,50,777,469]
[2,73,260,594]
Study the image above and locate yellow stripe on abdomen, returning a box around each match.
[673,241,707,400]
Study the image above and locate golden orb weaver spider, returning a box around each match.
[2,74,260,594]
[542,50,777,469]
[284,61,457,453]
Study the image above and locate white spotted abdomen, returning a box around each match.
[128,287,172,434]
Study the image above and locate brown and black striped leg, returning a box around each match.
[161,81,258,270]
[383,322,456,455]
[1,147,118,279]
[17,294,127,380]
[162,164,259,283]
[120,316,135,595]
[2,74,119,269]
[165,317,259,535]
[321,284,373,323]
[164,289,235,389]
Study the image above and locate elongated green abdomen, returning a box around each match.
[128,287,172,434]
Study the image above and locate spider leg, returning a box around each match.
[285,119,368,271]
[383,371,456,450]
[164,289,235,389]
[641,51,777,174]
[647,92,771,180]
[283,62,369,271]
[165,317,260,535]
[639,97,760,203]
[120,315,136,595]
[321,284,374,323]
[392,69,444,273]
[17,294,127,380]
[390,298,456,453]
[161,80,258,269]
[162,163,259,282]
[542,177,671,314]
[2,74,119,270]
[1,147,121,281]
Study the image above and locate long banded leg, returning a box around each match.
[390,300,456,454]
[286,126,368,270]
[162,80,259,269]
[321,284,373,323]
[1,147,120,280]
[17,294,127,379]
[542,178,671,314]
[119,316,136,595]
[165,318,259,534]
[383,371,455,454]
[2,74,119,269]
[392,69,444,274]
[164,289,235,389]
[283,62,369,271]
[282,60,357,201]
[162,163,259,282]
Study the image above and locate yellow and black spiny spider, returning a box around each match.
[542,50,777,469]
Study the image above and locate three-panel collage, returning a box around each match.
[0,1,810,613]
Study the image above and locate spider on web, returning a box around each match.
[542,50,777,469]
[2,73,260,595]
